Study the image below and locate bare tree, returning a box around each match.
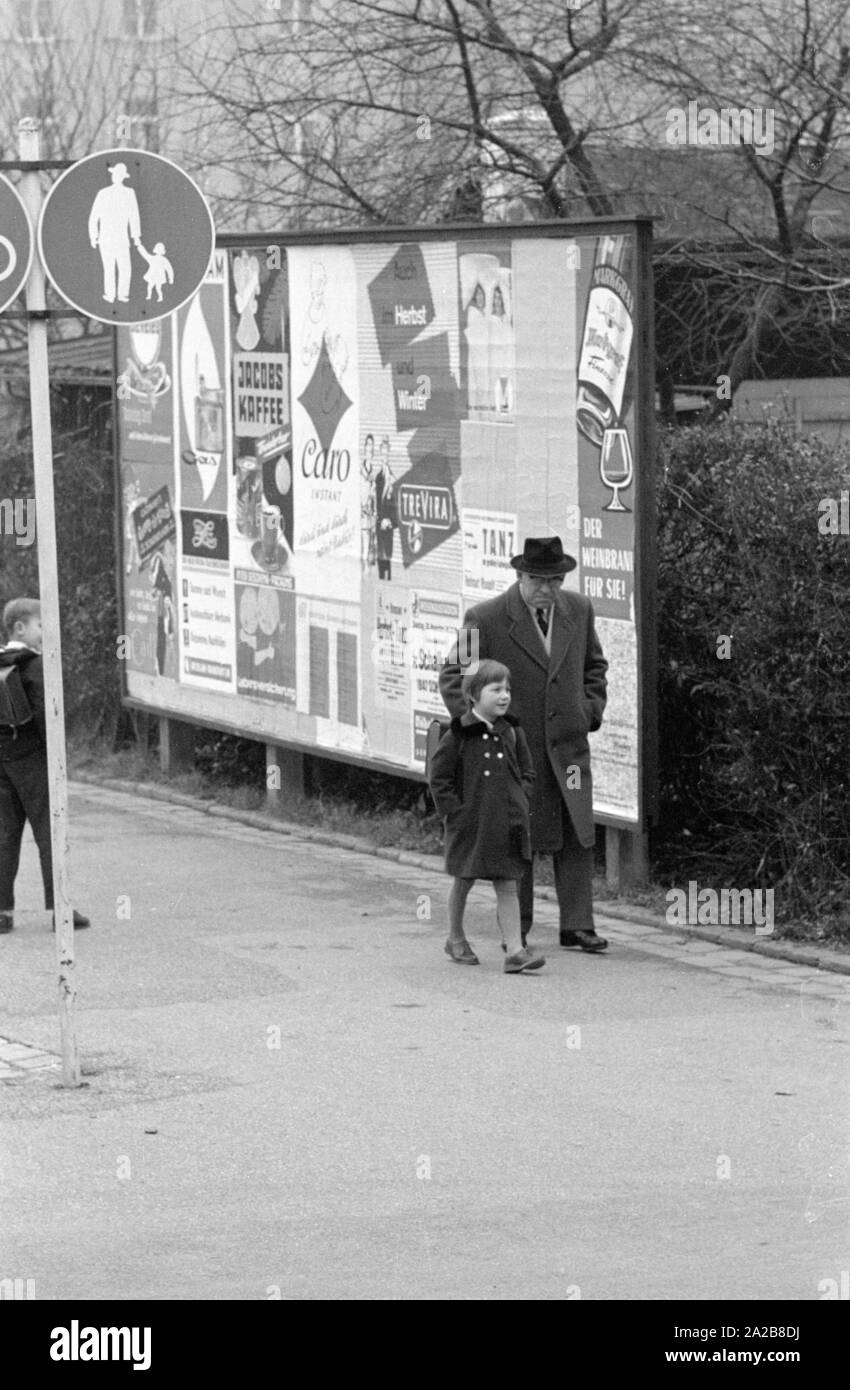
[5,1,848,407]
[176,0,665,229]
[628,0,850,409]
[175,0,850,409]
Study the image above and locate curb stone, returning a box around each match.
[70,771,850,977]
[0,1034,61,1079]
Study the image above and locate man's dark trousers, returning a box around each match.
[519,802,594,937]
[0,750,53,911]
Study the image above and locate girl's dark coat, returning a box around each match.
[437,583,608,851]
[428,711,535,880]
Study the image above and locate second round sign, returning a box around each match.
[0,173,34,313]
[38,148,215,326]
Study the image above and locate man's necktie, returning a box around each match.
[535,607,549,637]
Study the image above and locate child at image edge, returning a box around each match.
[0,598,90,934]
[428,659,545,973]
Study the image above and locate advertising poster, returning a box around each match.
[177,265,229,516]
[295,595,362,749]
[176,251,236,690]
[118,457,179,680]
[288,247,360,599]
[374,587,410,712]
[592,617,639,821]
[462,508,517,602]
[117,317,175,466]
[117,316,180,680]
[458,243,515,419]
[410,589,462,765]
[230,246,294,578]
[574,231,638,816]
[363,243,462,575]
[234,573,296,706]
[134,485,177,567]
[395,446,459,569]
[179,516,234,688]
[575,233,636,622]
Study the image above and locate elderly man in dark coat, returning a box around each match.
[439,536,609,952]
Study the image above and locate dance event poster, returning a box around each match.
[117,229,644,823]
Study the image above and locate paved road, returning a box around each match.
[1,785,848,1300]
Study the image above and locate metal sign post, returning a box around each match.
[17,117,80,1087]
[3,129,215,1088]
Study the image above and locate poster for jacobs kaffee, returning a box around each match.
[117,224,648,827]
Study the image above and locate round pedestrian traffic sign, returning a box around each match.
[0,173,34,313]
[38,148,215,326]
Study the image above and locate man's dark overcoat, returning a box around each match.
[428,710,534,880]
[439,583,607,852]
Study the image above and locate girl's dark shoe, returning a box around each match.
[0,913,13,934]
[444,937,479,965]
[504,947,546,973]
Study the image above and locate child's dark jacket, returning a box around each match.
[428,711,535,880]
[0,646,46,761]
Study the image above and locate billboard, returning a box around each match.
[116,221,656,829]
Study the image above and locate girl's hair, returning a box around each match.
[461,659,511,709]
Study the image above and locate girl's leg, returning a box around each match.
[448,877,475,942]
[494,878,523,956]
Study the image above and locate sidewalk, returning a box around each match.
[1,782,847,1300]
[72,771,850,976]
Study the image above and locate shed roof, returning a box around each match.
[0,331,113,385]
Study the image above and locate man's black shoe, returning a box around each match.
[0,913,13,934]
[559,929,608,953]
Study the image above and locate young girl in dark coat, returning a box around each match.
[428,659,545,973]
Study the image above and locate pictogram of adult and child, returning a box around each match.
[87,161,173,305]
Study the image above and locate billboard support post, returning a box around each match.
[18,118,80,1087]
[605,826,648,891]
[266,746,305,807]
[265,745,281,809]
[158,716,194,775]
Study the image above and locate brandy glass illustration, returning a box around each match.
[599,427,633,512]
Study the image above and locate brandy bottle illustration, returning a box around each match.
[576,235,635,447]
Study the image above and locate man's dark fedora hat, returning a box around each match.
[510,536,577,575]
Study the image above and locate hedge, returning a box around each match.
[655,417,850,926]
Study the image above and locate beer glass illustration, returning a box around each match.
[599,427,633,512]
